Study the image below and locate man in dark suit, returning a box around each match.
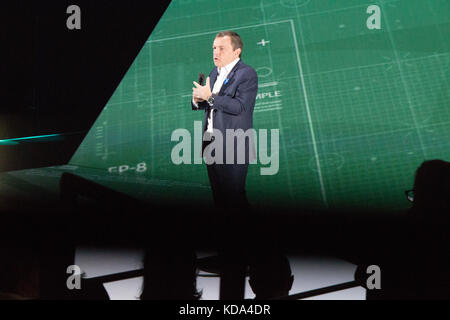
[191,31,258,299]
[192,31,258,211]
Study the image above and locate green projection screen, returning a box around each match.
[69,0,450,211]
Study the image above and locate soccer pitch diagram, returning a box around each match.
[69,0,450,211]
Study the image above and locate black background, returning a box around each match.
[1,0,171,171]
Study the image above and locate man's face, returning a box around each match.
[213,36,241,68]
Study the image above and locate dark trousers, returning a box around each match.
[206,163,250,210]
[206,162,250,299]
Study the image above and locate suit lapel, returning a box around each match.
[218,60,242,96]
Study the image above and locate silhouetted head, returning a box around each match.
[249,253,294,299]
[0,246,40,299]
[140,246,201,300]
[411,159,450,213]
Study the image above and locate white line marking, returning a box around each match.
[147,20,294,43]
[259,81,279,88]
[254,106,283,113]
[290,19,328,207]
[380,3,427,159]
[256,100,282,106]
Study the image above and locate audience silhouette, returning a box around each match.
[140,244,201,300]
[356,159,450,299]
[248,250,294,299]
[0,246,40,300]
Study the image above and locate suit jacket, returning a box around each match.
[192,60,258,164]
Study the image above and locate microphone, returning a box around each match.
[192,73,206,110]
[198,73,205,86]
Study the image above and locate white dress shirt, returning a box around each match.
[193,58,240,133]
